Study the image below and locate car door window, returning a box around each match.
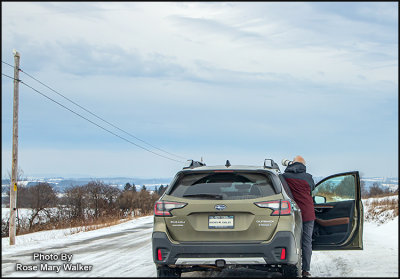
[313,175,355,202]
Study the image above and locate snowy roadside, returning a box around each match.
[2,216,154,254]
[362,195,398,224]
[312,217,398,277]
[2,215,156,277]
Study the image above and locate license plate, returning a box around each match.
[209,215,234,229]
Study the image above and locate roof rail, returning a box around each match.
[183,159,206,169]
[264,159,280,171]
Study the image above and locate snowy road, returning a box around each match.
[2,215,398,277]
[2,217,157,277]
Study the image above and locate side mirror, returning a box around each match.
[313,195,326,204]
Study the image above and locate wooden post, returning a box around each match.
[9,50,20,245]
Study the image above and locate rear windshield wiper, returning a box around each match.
[182,193,224,200]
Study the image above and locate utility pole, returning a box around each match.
[9,50,20,245]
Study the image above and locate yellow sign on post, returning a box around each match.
[14,183,17,192]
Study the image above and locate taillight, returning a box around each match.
[154,201,187,217]
[254,200,292,216]
[280,201,291,215]
[255,201,281,215]
[280,248,286,260]
[157,249,162,261]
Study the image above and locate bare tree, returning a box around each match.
[64,185,87,219]
[4,167,26,206]
[16,183,58,230]
[369,182,384,197]
[83,181,122,219]
[84,181,104,218]
[7,166,26,182]
[360,180,368,198]
[138,188,152,215]
[102,184,122,216]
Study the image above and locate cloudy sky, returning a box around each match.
[1,2,398,179]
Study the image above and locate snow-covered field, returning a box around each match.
[1,196,398,277]
[312,218,398,277]
[2,208,34,219]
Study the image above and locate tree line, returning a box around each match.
[2,181,167,237]
[361,181,397,198]
[315,177,397,199]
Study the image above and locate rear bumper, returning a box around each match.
[152,231,299,266]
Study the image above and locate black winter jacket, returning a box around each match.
[282,162,316,222]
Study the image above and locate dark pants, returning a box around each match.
[302,220,314,271]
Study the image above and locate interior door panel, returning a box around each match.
[313,200,355,246]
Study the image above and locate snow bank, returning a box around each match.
[2,216,153,253]
[362,195,398,224]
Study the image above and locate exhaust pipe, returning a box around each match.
[215,259,226,268]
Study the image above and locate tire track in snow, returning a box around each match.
[1,218,156,277]
[333,257,352,276]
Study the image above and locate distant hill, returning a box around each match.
[2,176,398,194]
[1,177,172,193]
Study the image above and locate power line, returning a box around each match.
[2,60,14,68]
[2,60,187,161]
[23,70,187,160]
[2,73,185,164]
[1,73,19,81]
[21,80,185,163]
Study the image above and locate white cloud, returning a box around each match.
[1,2,397,178]
[3,2,397,87]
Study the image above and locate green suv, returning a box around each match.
[152,159,363,277]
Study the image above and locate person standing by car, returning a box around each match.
[282,155,315,277]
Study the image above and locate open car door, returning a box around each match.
[312,171,363,250]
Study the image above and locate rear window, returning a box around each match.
[169,172,276,200]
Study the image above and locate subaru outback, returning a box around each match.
[152,159,363,277]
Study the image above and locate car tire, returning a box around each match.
[157,266,181,278]
[282,249,302,278]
